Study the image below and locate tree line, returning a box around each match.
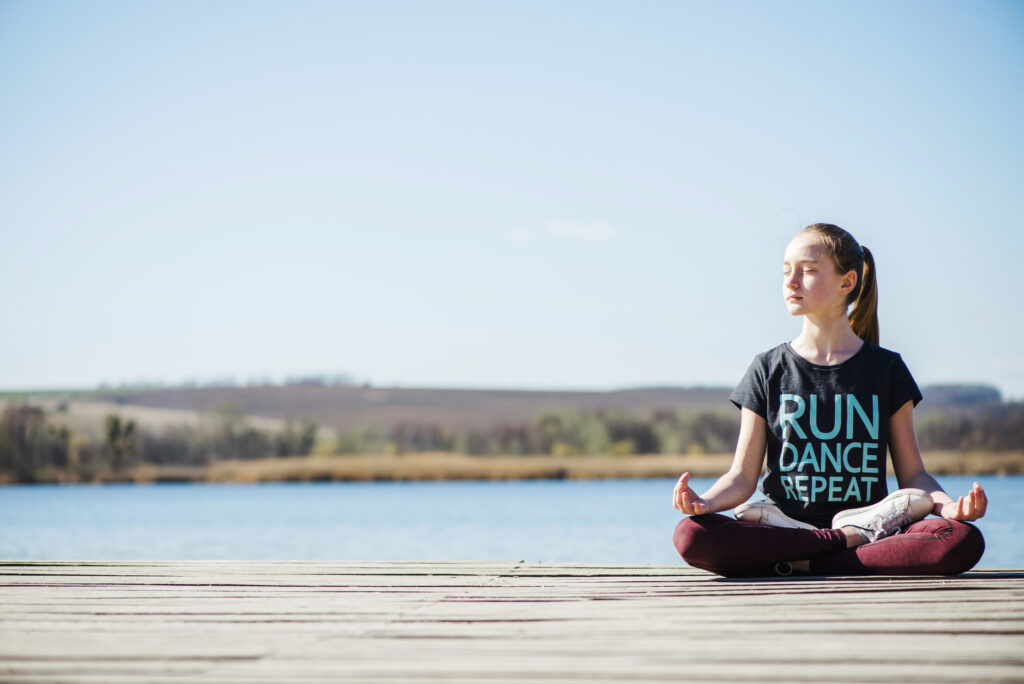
[1,400,1021,483]
[332,406,740,458]
[0,403,317,483]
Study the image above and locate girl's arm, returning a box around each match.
[673,407,766,515]
[889,400,988,521]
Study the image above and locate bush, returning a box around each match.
[1,405,70,482]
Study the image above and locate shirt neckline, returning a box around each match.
[782,340,870,371]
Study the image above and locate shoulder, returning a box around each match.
[750,343,789,367]
[858,341,911,369]
[731,345,789,413]
[857,342,923,409]
[735,344,790,389]
[862,341,901,358]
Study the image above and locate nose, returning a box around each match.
[784,271,799,289]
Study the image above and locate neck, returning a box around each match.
[792,312,864,364]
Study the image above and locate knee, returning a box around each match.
[673,516,715,564]
[945,521,985,574]
[915,518,986,574]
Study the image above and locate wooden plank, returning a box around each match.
[1,562,1023,683]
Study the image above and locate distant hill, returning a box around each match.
[88,385,732,432]
[83,383,1003,432]
[917,385,1003,414]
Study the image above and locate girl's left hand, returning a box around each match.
[938,482,988,522]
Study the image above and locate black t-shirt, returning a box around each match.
[729,341,922,529]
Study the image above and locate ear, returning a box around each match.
[840,269,858,295]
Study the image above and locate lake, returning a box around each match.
[0,475,1020,567]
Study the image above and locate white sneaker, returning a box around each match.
[734,500,818,530]
[831,488,932,543]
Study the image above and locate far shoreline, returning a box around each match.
[3,450,1021,485]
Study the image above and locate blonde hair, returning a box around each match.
[800,223,879,345]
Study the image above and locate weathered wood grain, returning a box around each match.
[1,562,1023,683]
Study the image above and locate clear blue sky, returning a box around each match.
[2,1,1023,398]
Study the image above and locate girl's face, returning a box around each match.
[782,233,857,318]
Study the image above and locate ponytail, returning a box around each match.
[800,224,879,345]
[849,246,878,345]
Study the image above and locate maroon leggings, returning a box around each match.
[673,514,985,577]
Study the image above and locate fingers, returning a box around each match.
[679,474,691,512]
[962,484,987,521]
[681,489,707,516]
[681,489,695,515]
[673,472,711,516]
[673,472,704,515]
[975,483,988,518]
[954,483,989,522]
[672,472,689,512]
[954,488,983,522]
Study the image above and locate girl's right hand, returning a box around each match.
[673,472,709,515]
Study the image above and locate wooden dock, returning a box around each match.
[2,561,1023,682]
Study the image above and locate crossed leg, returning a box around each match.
[673,514,984,578]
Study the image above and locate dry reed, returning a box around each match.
[78,450,1024,484]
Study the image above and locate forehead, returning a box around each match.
[783,234,825,262]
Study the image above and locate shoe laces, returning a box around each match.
[868,501,913,535]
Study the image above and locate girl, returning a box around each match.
[672,224,987,577]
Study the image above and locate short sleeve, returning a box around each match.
[890,354,923,414]
[729,356,768,418]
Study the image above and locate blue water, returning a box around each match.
[0,475,1019,567]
